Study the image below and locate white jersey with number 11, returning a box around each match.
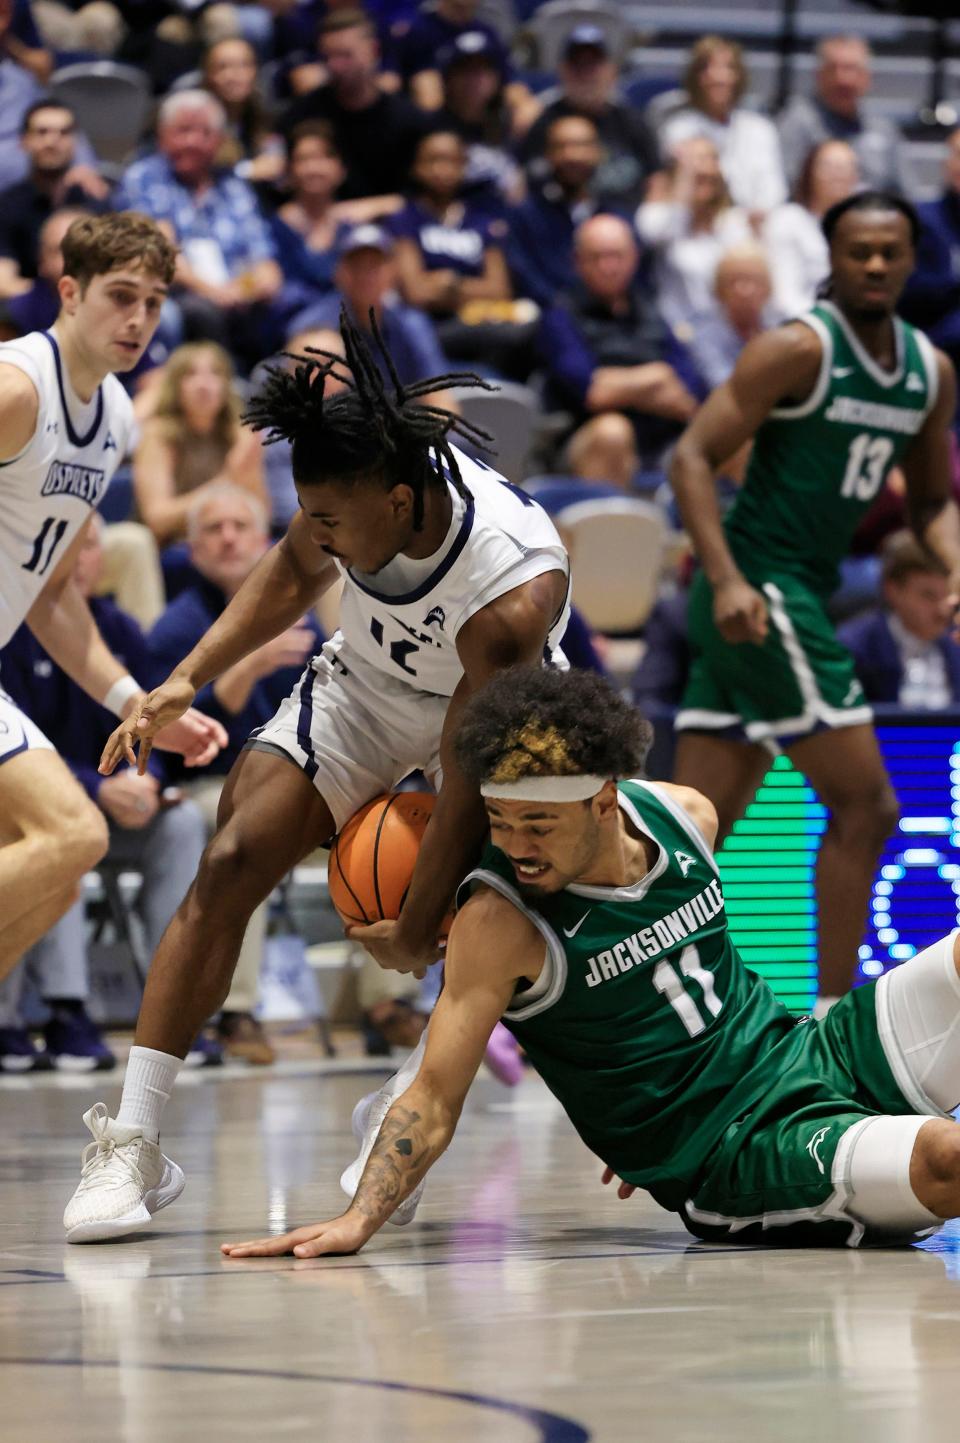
[0,330,133,650]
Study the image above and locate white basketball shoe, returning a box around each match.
[340,1031,429,1226]
[339,1087,425,1227]
[64,1103,185,1243]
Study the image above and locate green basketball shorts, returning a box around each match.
[676,570,872,744]
[679,981,943,1248]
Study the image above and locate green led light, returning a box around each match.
[718,756,821,1012]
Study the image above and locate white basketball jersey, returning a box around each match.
[334,446,570,696]
[0,330,133,649]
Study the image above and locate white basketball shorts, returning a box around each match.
[0,684,55,767]
[246,639,448,831]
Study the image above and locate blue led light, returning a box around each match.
[719,721,960,1012]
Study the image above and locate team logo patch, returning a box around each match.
[423,605,446,631]
[674,850,696,877]
[806,1126,830,1175]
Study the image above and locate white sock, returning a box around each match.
[116,1046,182,1142]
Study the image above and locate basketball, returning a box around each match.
[328,791,437,928]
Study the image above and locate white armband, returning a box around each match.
[103,674,141,717]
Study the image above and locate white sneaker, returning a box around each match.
[339,1087,425,1227]
[63,1103,185,1244]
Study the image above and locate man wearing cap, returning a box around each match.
[287,223,456,404]
[283,9,426,208]
[435,31,525,212]
[518,25,659,212]
[395,0,539,133]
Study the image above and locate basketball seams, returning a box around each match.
[371,793,402,920]
[330,834,371,925]
[328,791,436,930]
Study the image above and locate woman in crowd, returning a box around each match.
[635,136,753,328]
[763,140,860,317]
[270,121,350,304]
[392,128,531,373]
[657,36,786,220]
[134,342,267,548]
[202,36,284,183]
[393,130,511,314]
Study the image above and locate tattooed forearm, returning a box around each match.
[349,1102,445,1226]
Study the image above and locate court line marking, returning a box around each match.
[0,1358,590,1443]
[0,1244,765,1288]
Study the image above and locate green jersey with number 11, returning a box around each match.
[724,300,939,596]
[457,781,797,1212]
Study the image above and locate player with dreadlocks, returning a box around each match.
[64,308,570,1244]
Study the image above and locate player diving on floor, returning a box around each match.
[223,665,960,1258]
[64,308,571,1243]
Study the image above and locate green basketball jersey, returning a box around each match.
[456,781,797,1211]
[725,300,938,595]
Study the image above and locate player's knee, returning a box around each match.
[196,819,263,905]
[911,1121,960,1218]
[61,803,110,873]
[831,780,898,852]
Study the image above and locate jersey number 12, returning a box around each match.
[22,516,69,576]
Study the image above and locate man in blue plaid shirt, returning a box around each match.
[115,89,284,368]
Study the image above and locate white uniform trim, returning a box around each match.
[740,582,873,741]
[566,790,669,901]
[684,1122,866,1246]
[914,328,941,419]
[634,780,720,877]
[465,868,566,1022]
[683,1112,941,1249]
[674,707,743,732]
[0,685,55,765]
[769,311,834,419]
[819,299,906,389]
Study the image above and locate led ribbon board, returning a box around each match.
[716,713,960,1014]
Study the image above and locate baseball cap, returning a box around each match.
[438,29,503,74]
[336,224,393,260]
[563,24,609,59]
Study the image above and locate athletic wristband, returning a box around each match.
[103,674,141,717]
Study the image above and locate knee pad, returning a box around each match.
[876,931,960,1113]
[844,1115,940,1233]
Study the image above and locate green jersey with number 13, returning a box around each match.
[457,780,797,1212]
[724,300,939,597]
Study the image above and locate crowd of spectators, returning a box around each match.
[3,0,960,1071]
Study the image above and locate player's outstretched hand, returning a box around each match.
[713,576,769,646]
[346,918,433,978]
[99,678,226,776]
[221,1213,372,1259]
[601,1165,637,1201]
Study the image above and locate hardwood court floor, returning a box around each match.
[2,1061,960,1443]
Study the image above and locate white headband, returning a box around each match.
[480,774,609,802]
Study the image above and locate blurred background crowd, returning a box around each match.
[3,0,960,1075]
